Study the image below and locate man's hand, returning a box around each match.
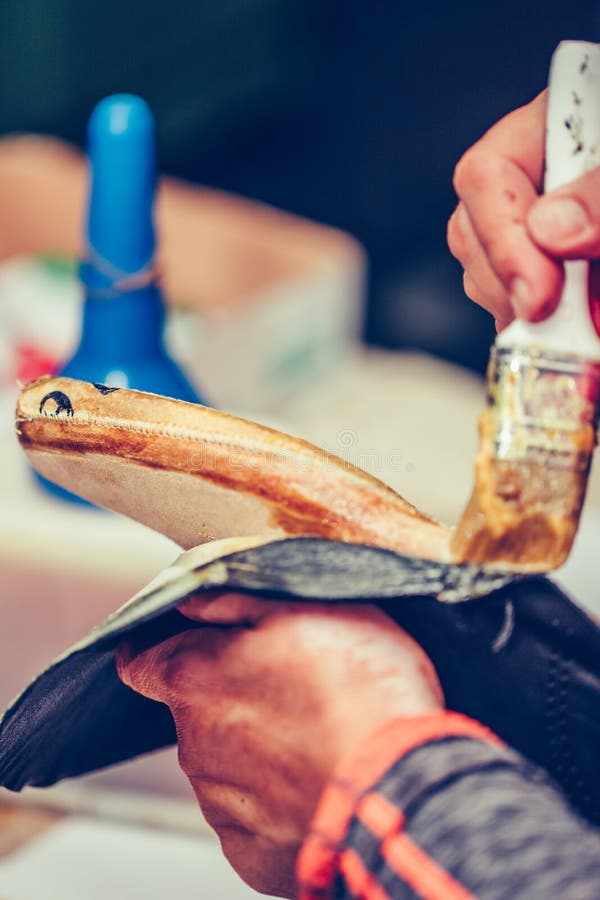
[116,594,442,898]
[448,90,600,331]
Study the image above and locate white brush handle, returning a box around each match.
[497,40,600,358]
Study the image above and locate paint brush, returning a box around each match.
[452,40,600,572]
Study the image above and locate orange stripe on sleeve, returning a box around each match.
[334,712,502,799]
[308,779,361,845]
[380,831,476,900]
[356,793,476,899]
[356,791,406,837]
[297,711,501,899]
[338,848,394,900]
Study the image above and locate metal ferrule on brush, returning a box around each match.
[487,346,600,471]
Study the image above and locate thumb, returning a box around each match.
[178,590,292,625]
[527,167,600,258]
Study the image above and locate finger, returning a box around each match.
[178,591,292,625]
[116,635,179,700]
[478,90,547,185]
[495,316,514,334]
[453,91,563,321]
[448,203,513,321]
[464,273,514,333]
[116,628,231,702]
[528,167,600,259]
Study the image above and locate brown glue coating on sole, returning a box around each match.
[451,408,594,571]
[16,376,450,561]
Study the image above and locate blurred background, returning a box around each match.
[1,1,599,370]
[3,5,600,899]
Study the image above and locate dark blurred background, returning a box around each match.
[1,1,599,372]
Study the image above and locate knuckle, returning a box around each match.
[114,647,135,689]
[462,273,506,320]
[115,644,160,695]
[452,146,490,196]
[117,632,208,702]
[483,234,517,279]
[161,636,201,696]
[177,738,204,781]
[462,272,480,301]
[447,207,469,261]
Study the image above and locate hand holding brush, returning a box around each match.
[451,41,600,571]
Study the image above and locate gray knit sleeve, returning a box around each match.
[338,737,600,899]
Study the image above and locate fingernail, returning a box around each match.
[495,317,513,333]
[528,197,590,243]
[510,277,533,318]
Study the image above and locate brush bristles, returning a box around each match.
[452,346,600,571]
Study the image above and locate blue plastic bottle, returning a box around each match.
[39,94,206,504]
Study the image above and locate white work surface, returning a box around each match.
[0,816,280,900]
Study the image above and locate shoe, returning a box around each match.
[3,377,599,828]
